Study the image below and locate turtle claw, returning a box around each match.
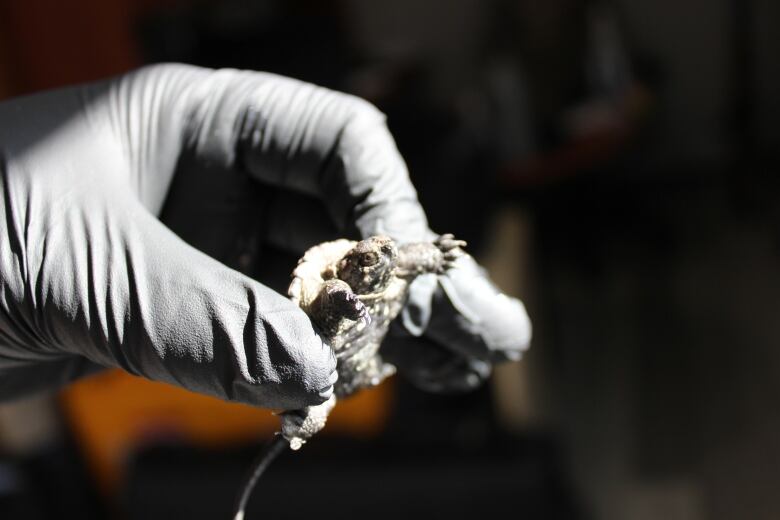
[343,291,372,326]
[435,234,467,253]
[356,303,372,327]
[434,234,466,272]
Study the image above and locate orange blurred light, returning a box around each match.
[60,369,393,495]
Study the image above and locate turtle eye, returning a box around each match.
[360,252,378,266]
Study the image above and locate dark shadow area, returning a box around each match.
[124,433,580,520]
[0,0,779,519]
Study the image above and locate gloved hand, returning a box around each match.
[0,64,530,408]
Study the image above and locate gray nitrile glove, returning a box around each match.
[0,64,530,407]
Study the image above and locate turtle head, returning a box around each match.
[337,236,398,295]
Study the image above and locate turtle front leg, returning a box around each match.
[309,279,371,339]
[396,234,467,278]
[433,234,468,272]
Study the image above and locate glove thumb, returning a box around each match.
[38,196,336,410]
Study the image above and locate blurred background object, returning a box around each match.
[0,0,779,519]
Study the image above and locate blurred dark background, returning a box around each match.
[1,0,779,519]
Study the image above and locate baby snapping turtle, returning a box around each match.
[282,234,465,447]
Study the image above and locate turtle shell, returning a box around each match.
[288,238,403,397]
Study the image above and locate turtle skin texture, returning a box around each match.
[289,234,465,397]
[281,234,465,449]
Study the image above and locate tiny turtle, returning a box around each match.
[281,234,466,448]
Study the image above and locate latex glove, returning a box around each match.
[382,253,531,393]
[0,64,530,407]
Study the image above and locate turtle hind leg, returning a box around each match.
[309,279,371,339]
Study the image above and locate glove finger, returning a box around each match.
[114,65,431,244]
[381,329,491,393]
[401,255,532,363]
[39,197,336,410]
